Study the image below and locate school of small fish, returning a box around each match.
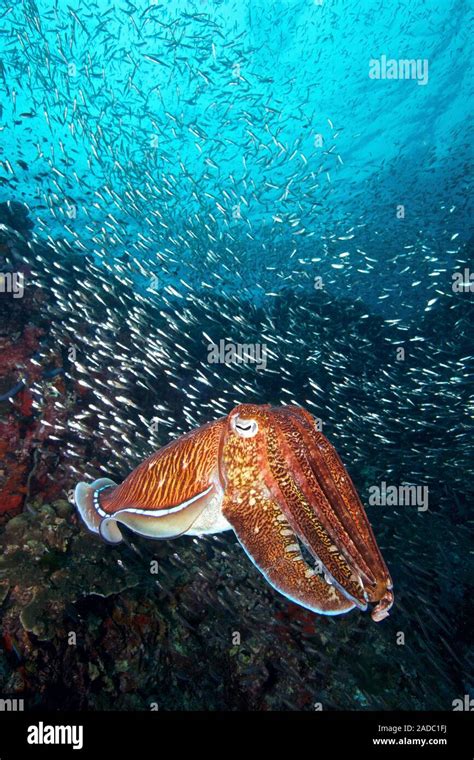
[0,0,471,306]
[0,0,471,484]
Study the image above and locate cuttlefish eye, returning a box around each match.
[231,414,259,438]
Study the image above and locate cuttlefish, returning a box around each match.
[75,404,393,621]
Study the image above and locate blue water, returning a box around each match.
[1,0,472,315]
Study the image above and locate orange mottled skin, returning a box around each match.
[84,403,393,621]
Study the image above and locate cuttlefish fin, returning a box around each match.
[75,478,220,544]
[222,490,355,616]
[75,417,227,544]
[74,477,118,535]
[100,483,220,544]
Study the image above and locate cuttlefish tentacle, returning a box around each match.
[273,406,394,619]
[272,406,378,582]
[263,421,369,611]
[220,404,393,621]
[279,406,385,578]
[220,421,355,615]
[75,402,394,622]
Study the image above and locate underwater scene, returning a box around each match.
[0,0,472,723]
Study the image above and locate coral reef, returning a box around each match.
[0,220,74,519]
[0,501,140,640]
[0,495,470,710]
